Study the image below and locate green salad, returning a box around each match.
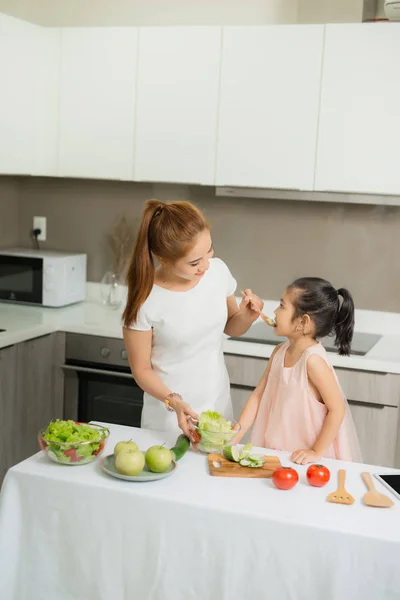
[42,420,109,464]
[197,411,235,453]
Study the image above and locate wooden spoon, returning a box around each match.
[240,290,276,327]
[327,469,355,505]
[361,472,394,508]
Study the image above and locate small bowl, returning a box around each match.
[38,422,110,466]
[191,419,241,454]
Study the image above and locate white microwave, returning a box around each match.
[0,248,87,307]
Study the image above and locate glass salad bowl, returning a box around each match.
[38,421,110,465]
[191,416,241,454]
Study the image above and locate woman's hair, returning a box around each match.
[287,277,355,356]
[123,199,208,327]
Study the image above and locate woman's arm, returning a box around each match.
[232,346,280,444]
[291,355,346,465]
[224,289,263,337]
[123,327,198,440]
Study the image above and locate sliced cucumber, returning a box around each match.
[239,443,253,461]
[223,445,241,462]
[170,434,190,461]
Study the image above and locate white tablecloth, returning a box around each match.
[0,423,399,600]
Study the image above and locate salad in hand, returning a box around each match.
[194,411,239,454]
[39,420,109,465]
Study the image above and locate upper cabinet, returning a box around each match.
[0,15,59,177]
[58,28,138,180]
[134,27,221,185]
[216,26,324,190]
[315,24,400,195]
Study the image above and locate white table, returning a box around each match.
[0,423,399,600]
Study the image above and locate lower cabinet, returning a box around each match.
[225,352,400,467]
[0,333,65,484]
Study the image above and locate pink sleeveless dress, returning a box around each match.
[251,342,362,462]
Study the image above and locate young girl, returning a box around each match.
[234,277,362,464]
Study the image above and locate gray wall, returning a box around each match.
[1,176,398,313]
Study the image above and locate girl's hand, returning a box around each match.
[290,449,321,465]
[240,289,264,321]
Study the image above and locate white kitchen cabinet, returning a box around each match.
[0,14,36,175]
[315,23,400,195]
[58,27,138,180]
[134,27,221,185]
[0,14,59,177]
[216,25,324,190]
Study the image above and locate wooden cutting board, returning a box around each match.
[208,453,281,478]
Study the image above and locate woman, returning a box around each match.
[122,199,263,440]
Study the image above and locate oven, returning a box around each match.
[62,333,143,427]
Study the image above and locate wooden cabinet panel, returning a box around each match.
[225,353,266,388]
[349,401,398,468]
[336,369,400,408]
[0,345,18,482]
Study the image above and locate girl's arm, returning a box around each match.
[232,345,281,444]
[224,290,263,337]
[123,328,198,440]
[291,355,346,465]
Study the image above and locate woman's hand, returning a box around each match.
[240,289,264,322]
[290,449,321,465]
[170,397,198,442]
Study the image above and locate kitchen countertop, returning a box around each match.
[1,284,400,374]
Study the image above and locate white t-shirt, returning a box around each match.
[129,258,237,434]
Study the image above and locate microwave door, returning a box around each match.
[0,256,43,304]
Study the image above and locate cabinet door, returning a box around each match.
[58,27,138,180]
[0,345,18,482]
[216,25,324,190]
[0,14,36,174]
[349,401,398,468]
[315,23,400,195]
[134,27,221,184]
[31,26,60,177]
[16,334,64,460]
[230,386,252,444]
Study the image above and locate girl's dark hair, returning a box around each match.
[287,277,355,356]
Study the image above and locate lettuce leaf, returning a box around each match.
[198,411,233,452]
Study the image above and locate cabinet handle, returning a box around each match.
[348,399,384,409]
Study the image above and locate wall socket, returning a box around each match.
[33,216,47,241]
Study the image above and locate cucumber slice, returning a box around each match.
[239,458,252,467]
[223,445,240,462]
[239,443,253,461]
[170,434,190,461]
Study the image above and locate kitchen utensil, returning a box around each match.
[208,453,281,478]
[240,290,276,327]
[327,469,355,505]
[361,472,394,508]
[101,454,177,482]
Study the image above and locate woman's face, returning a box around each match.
[168,229,214,281]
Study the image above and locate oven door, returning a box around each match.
[63,364,143,428]
[0,255,43,304]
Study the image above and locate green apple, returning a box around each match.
[115,450,145,476]
[145,445,172,473]
[114,440,138,457]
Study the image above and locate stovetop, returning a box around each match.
[229,323,381,356]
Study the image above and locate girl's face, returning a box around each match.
[166,229,214,281]
[274,289,308,338]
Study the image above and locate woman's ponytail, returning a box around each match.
[334,288,355,357]
[122,200,164,327]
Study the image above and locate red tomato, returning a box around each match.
[272,466,299,490]
[64,449,83,463]
[306,464,330,487]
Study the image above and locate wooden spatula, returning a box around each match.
[361,472,394,508]
[327,469,355,505]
